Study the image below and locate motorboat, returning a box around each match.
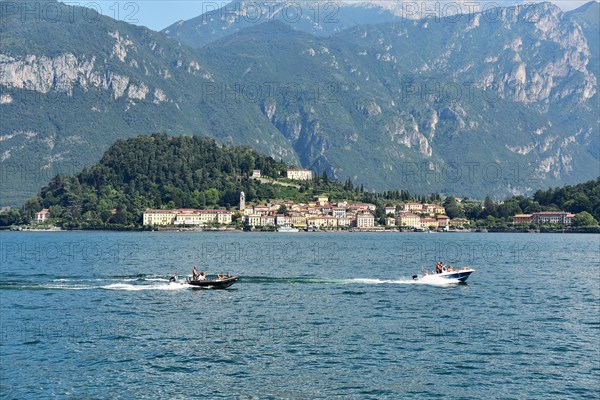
[413,267,475,283]
[278,226,300,233]
[185,275,239,289]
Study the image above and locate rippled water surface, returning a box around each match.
[1,231,598,399]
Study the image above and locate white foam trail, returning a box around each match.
[342,277,460,286]
[44,284,98,290]
[101,283,189,291]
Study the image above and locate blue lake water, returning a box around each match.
[1,231,599,399]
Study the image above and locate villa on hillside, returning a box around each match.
[287,169,313,181]
[35,209,50,224]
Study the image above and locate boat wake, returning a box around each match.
[240,276,460,286]
[0,274,463,291]
[0,275,192,292]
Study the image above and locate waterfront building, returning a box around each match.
[143,209,232,226]
[420,217,439,230]
[355,213,375,229]
[512,214,533,224]
[307,216,338,228]
[245,214,262,227]
[450,218,470,227]
[260,215,276,226]
[396,212,421,229]
[436,215,450,229]
[337,217,352,227]
[291,215,308,227]
[276,214,292,226]
[512,212,575,225]
[143,210,178,226]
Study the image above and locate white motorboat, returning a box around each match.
[413,267,475,283]
[278,226,300,233]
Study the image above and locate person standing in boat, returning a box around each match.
[436,262,443,274]
[193,265,199,280]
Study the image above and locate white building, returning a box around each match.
[355,213,375,229]
[332,207,347,218]
[287,169,313,181]
[276,214,292,226]
[143,209,232,226]
[35,209,50,224]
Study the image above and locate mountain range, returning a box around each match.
[1,0,598,205]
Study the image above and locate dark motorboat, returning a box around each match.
[185,276,239,289]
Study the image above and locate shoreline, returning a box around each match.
[3,227,599,234]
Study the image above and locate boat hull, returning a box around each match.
[186,276,238,289]
[415,268,475,283]
[439,270,474,282]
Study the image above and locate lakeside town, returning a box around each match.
[138,196,576,232]
[29,168,580,232]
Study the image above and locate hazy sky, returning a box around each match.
[95,1,596,31]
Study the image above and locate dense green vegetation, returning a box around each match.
[12,134,414,228]
[2,133,598,230]
[453,178,600,229]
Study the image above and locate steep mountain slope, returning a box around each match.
[0,0,297,205]
[198,2,598,195]
[1,1,598,205]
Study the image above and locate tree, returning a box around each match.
[48,205,64,219]
[443,196,462,219]
[204,188,220,205]
[572,211,598,227]
[278,205,289,216]
[483,195,496,217]
[110,208,128,225]
[0,209,20,226]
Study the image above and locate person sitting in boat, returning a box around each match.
[447,265,454,272]
[192,265,199,280]
[436,262,443,274]
[199,271,206,281]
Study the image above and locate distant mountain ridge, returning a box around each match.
[1,0,598,205]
